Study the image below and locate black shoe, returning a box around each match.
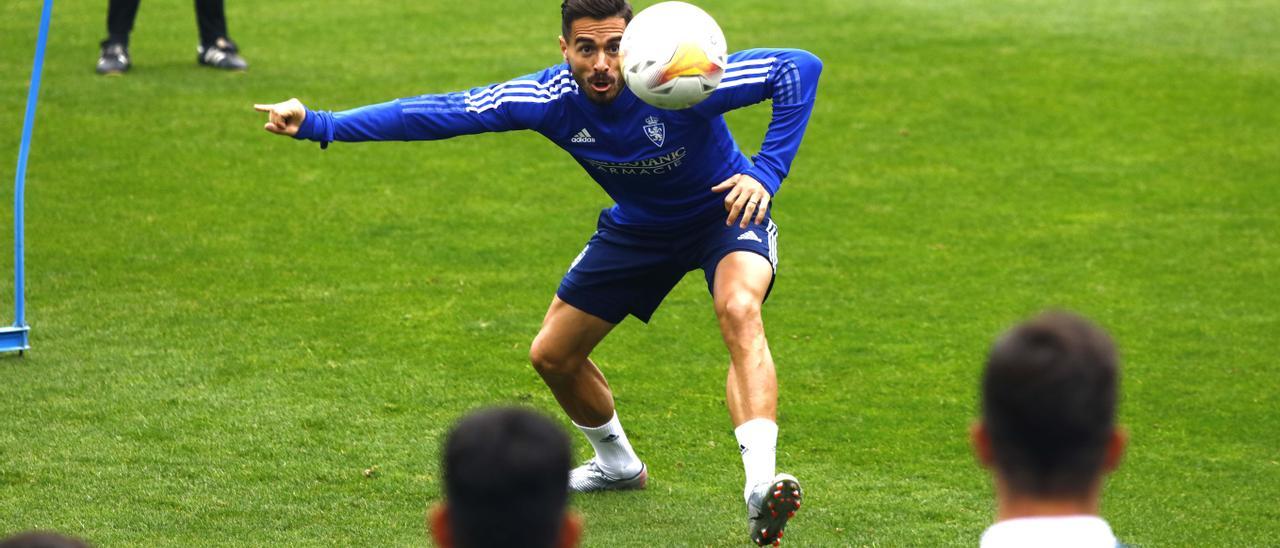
[197,37,248,71]
[96,40,131,75]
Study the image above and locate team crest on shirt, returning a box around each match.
[643,116,666,148]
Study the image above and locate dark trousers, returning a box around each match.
[106,0,229,47]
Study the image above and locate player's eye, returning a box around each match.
[606,44,620,55]
[578,46,594,55]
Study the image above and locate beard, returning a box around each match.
[578,70,621,104]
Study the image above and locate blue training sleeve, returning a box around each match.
[293,65,575,148]
[693,49,823,195]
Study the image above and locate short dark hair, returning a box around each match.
[560,0,633,40]
[0,532,90,548]
[443,407,572,548]
[981,311,1120,498]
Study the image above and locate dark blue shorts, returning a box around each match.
[556,209,778,324]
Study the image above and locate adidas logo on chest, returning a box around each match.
[571,128,596,144]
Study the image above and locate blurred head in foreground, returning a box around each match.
[973,311,1127,547]
[430,407,579,548]
[0,532,89,548]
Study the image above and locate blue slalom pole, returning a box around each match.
[1,0,52,353]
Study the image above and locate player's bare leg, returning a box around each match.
[531,296,616,425]
[714,252,778,427]
[714,251,802,545]
[530,296,646,491]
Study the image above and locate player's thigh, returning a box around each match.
[711,251,774,317]
[530,296,617,368]
[700,217,778,313]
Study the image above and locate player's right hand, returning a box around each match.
[253,98,307,136]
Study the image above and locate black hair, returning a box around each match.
[561,0,633,39]
[982,311,1120,498]
[0,532,90,548]
[443,407,572,548]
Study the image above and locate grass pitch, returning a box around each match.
[1,0,1278,545]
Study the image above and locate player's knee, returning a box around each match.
[529,339,579,376]
[716,291,762,327]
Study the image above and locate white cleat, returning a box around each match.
[568,459,647,493]
[747,473,803,546]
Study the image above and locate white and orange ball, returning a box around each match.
[621,1,727,110]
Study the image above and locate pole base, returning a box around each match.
[0,326,29,353]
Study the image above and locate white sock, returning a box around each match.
[735,418,778,504]
[575,412,643,479]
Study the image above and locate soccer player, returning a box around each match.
[255,1,820,544]
[972,311,1128,548]
[429,407,580,548]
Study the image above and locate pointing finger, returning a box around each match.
[253,104,273,112]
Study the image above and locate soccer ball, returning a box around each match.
[620,1,727,110]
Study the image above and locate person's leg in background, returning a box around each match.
[97,0,141,74]
[195,0,248,70]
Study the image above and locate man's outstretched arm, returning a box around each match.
[254,66,572,147]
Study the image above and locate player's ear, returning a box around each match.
[428,503,453,547]
[558,510,583,548]
[1102,426,1128,474]
[970,421,995,469]
[559,35,569,61]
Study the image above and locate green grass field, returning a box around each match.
[2,0,1278,545]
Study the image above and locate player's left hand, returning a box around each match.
[712,174,771,228]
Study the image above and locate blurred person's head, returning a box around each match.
[0,532,90,548]
[972,311,1127,518]
[429,407,579,548]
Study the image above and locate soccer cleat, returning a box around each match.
[747,473,803,546]
[568,459,647,493]
[96,41,131,75]
[197,37,248,71]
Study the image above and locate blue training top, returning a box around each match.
[294,48,822,228]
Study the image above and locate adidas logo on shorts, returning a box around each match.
[738,231,763,243]
[571,128,596,143]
